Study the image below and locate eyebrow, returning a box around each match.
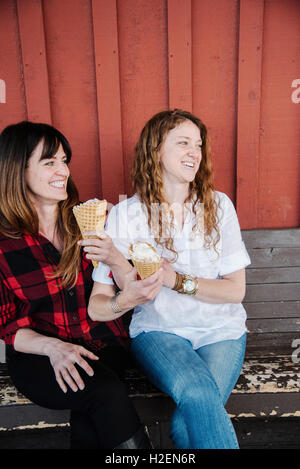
[176,135,203,142]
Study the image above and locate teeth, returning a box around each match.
[50,181,65,188]
[183,162,194,168]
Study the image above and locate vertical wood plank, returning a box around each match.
[42,0,102,201]
[16,0,51,123]
[236,0,264,228]
[192,0,239,201]
[116,0,168,195]
[167,0,192,111]
[256,0,300,229]
[91,0,124,205]
[0,0,27,128]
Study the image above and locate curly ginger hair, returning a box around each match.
[131,109,220,260]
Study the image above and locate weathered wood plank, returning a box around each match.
[91,0,124,204]
[246,332,299,357]
[242,228,300,248]
[244,283,300,302]
[1,356,299,417]
[234,356,300,394]
[247,248,300,268]
[236,0,264,228]
[244,301,300,319]
[246,267,300,284]
[167,0,192,110]
[16,0,52,123]
[246,318,300,334]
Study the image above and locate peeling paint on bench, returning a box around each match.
[0,421,69,432]
[233,357,300,394]
[1,357,300,409]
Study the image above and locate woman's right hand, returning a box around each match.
[117,267,163,311]
[46,339,99,393]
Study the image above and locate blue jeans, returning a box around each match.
[131,331,246,449]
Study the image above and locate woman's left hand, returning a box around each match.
[161,258,176,289]
[78,231,121,267]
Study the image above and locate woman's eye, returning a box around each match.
[44,161,54,166]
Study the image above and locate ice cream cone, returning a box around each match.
[129,242,162,279]
[131,259,162,280]
[73,199,107,268]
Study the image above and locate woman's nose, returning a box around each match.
[56,162,70,176]
[188,147,200,157]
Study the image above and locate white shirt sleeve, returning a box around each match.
[218,193,251,276]
[92,260,114,284]
[104,203,132,258]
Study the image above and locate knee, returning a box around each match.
[88,374,128,402]
[178,375,221,410]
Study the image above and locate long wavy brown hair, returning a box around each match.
[131,109,220,260]
[0,121,82,288]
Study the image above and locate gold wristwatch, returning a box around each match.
[172,272,198,295]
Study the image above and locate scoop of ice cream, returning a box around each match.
[81,198,101,204]
[130,242,160,262]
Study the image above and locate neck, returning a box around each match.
[163,181,190,206]
[34,201,59,240]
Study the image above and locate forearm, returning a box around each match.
[14,328,61,356]
[108,256,133,290]
[88,290,135,322]
[88,268,164,322]
[194,277,245,304]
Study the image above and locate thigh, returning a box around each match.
[7,347,131,411]
[8,351,72,409]
[131,331,218,401]
[196,333,247,404]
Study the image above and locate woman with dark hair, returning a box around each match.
[0,121,157,449]
[87,109,251,449]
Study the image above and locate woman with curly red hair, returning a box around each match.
[89,109,251,449]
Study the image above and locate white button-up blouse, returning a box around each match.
[93,191,251,349]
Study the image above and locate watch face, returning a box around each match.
[184,279,195,293]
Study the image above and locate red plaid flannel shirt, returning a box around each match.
[0,233,127,352]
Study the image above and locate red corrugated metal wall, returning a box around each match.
[0,0,299,229]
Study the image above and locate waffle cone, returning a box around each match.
[129,242,162,279]
[73,199,107,268]
[132,259,162,280]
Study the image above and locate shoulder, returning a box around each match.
[110,194,141,213]
[214,191,236,214]
[0,233,28,253]
[0,234,28,278]
[214,190,233,207]
[212,191,240,230]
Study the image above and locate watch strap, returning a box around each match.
[172,272,199,295]
[172,272,184,292]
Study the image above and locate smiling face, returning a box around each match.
[158,119,202,188]
[25,139,70,207]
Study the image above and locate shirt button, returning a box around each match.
[72,315,78,321]
[69,290,74,296]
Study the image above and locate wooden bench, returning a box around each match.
[0,228,299,448]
